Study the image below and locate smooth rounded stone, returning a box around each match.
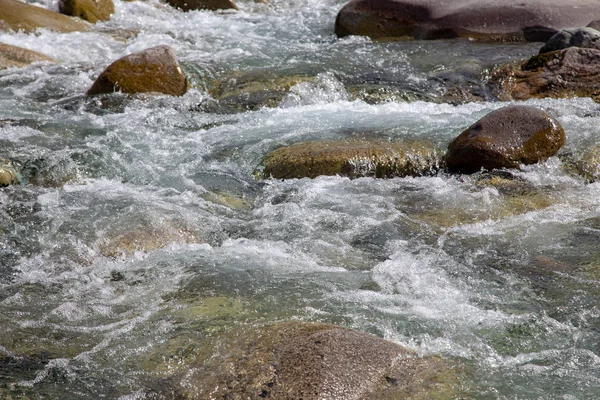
[163,0,237,12]
[178,322,463,399]
[0,43,55,70]
[87,45,190,97]
[259,139,443,179]
[489,47,600,102]
[446,105,565,174]
[539,27,600,54]
[0,0,90,33]
[0,159,19,187]
[335,0,600,42]
[58,0,115,23]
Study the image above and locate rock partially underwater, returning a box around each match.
[176,321,464,400]
[334,0,600,41]
[490,47,600,102]
[87,45,190,97]
[0,43,55,70]
[446,105,565,174]
[58,0,115,23]
[0,0,90,33]
[258,139,443,179]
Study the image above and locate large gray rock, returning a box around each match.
[540,27,600,54]
[178,322,463,399]
[446,105,565,173]
[335,0,600,41]
[87,45,189,97]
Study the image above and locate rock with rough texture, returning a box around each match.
[178,322,463,399]
[0,0,90,33]
[58,0,115,23]
[87,45,189,97]
[335,0,600,41]
[573,144,600,182]
[0,43,55,70]
[540,27,600,54]
[446,105,565,173]
[490,47,600,102]
[164,0,237,12]
[259,139,443,179]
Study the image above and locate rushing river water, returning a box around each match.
[2,0,600,398]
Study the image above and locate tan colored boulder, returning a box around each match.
[0,43,55,70]
[164,0,237,12]
[259,139,443,179]
[0,0,90,33]
[58,0,115,23]
[490,47,600,102]
[0,159,18,187]
[446,105,565,174]
[179,322,464,399]
[87,45,190,96]
[335,0,600,41]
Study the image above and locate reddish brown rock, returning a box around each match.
[490,47,600,102]
[0,0,90,33]
[58,0,115,23]
[87,45,189,97]
[446,105,565,173]
[335,0,600,41]
[164,0,237,12]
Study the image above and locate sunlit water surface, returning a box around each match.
[1,0,600,398]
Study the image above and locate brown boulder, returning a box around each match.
[87,45,189,96]
[0,0,90,33]
[58,0,115,23]
[179,322,462,399]
[0,159,19,187]
[446,105,565,173]
[259,139,443,179]
[490,47,600,102]
[0,43,55,70]
[335,0,600,41]
[164,0,237,12]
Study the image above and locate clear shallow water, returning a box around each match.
[2,0,600,398]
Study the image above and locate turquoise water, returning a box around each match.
[1,0,600,398]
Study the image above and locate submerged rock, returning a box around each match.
[0,43,55,70]
[259,139,443,179]
[178,321,463,399]
[539,27,600,54]
[87,45,190,97]
[58,0,115,23]
[490,47,600,102]
[446,105,565,174]
[335,0,600,41]
[0,0,90,33]
[572,144,600,182]
[164,0,237,12]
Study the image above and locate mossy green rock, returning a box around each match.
[490,47,600,102]
[0,43,55,70]
[87,45,190,97]
[446,105,565,174]
[164,0,237,12]
[58,0,115,23]
[178,321,464,399]
[260,139,443,179]
[0,0,90,33]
